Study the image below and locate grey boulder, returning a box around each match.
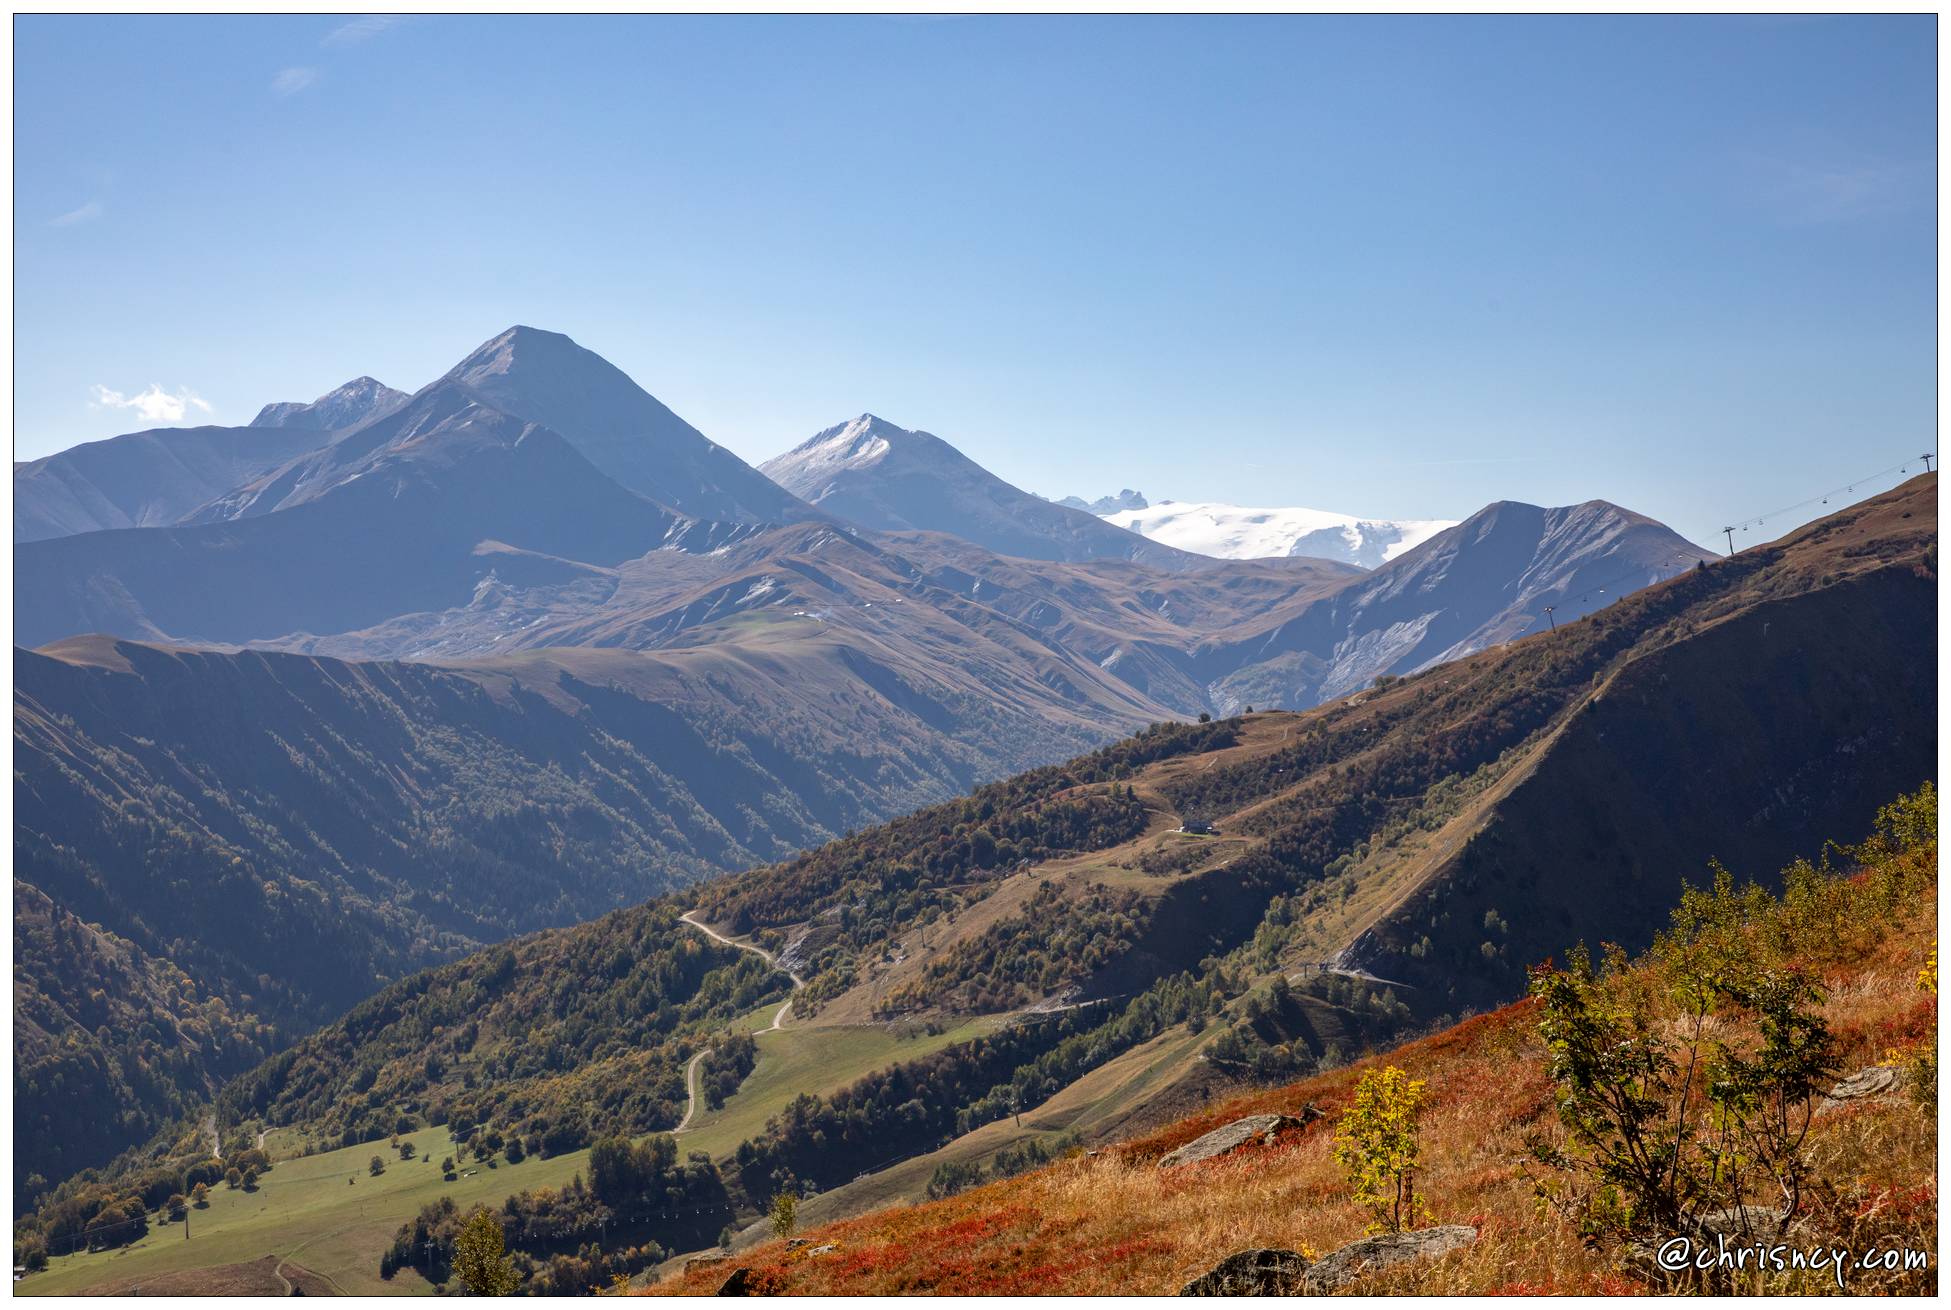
[1179,1248,1310,1295]
[1180,1225,1478,1295]
[1157,1107,1322,1169]
[1822,1065,1902,1108]
[1304,1225,1479,1291]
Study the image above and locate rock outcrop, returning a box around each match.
[1179,1247,1310,1295]
[1303,1225,1479,1291]
[1157,1107,1323,1169]
[1822,1065,1902,1108]
[1180,1225,1479,1296]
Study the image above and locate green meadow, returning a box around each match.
[678,1012,1001,1162]
[19,1006,999,1295]
[18,1124,586,1296]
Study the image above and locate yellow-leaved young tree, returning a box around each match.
[1333,1064,1431,1234]
[770,1189,799,1241]
[453,1208,519,1296]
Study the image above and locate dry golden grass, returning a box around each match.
[649,870,1936,1296]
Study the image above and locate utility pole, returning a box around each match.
[1721,525,1735,556]
[1543,606,1556,632]
[1924,452,1936,474]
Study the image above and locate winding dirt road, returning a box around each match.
[674,911,805,1134]
[674,1049,712,1134]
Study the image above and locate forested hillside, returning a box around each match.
[15,631,1088,1192]
[13,883,276,1197]
[217,902,787,1150]
[691,716,1241,1010]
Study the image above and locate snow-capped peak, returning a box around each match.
[762,413,907,485]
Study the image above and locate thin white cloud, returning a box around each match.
[323,15,403,47]
[272,66,319,97]
[91,384,215,425]
[49,200,104,227]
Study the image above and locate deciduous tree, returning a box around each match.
[452,1208,520,1295]
[1332,1064,1429,1234]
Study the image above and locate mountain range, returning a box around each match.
[9,320,1934,1295]
[691,476,1936,1023]
[11,324,1735,1207]
[16,472,1929,1293]
[14,327,1708,696]
[1048,487,1458,568]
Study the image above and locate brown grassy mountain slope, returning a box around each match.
[654,797,1936,1295]
[1325,473,1938,1009]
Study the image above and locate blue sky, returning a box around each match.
[14,14,1936,548]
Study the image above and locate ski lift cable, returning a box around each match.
[1722,455,1927,536]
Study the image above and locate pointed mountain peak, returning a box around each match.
[819,412,920,442]
[764,414,953,484]
[833,411,913,443]
[760,415,1203,569]
[431,326,815,525]
[251,375,408,430]
[446,325,613,384]
[491,324,561,345]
